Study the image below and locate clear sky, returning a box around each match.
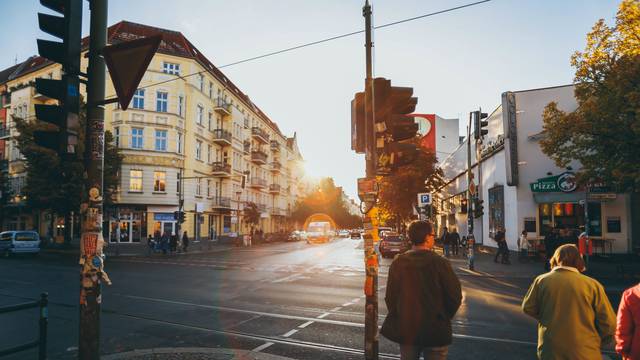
[1,0,621,199]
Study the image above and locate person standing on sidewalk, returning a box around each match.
[616,283,640,360]
[493,227,510,264]
[450,228,460,257]
[522,244,616,360]
[518,230,529,261]
[182,231,189,253]
[543,228,559,271]
[441,227,450,257]
[381,220,462,360]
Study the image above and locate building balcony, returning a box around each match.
[270,140,280,152]
[270,207,287,217]
[270,161,282,173]
[250,150,268,164]
[257,203,267,213]
[0,127,10,140]
[211,196,231,209]
[211,161,232,176]
[251,127,270,143]
[243,140,251,154]
[249,177,267,189]
[268,184,281,193]
[212,128,232,146]
[214,97,231,116]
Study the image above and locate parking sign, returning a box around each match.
[417,193,431,206]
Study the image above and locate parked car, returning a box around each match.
[287,231,307,242]
[350,231,362,240]
[265,232,288,243]
[338,230,350,237]
[379,233,410,258]
[0,231,41,257]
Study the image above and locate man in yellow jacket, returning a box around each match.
[522,244,616,359]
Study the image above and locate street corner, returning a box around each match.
[101,347,295,360]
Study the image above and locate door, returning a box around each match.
[162,222,175,236]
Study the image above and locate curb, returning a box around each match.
[101,347,294,360]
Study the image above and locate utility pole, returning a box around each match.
[79,0,108,359]
[362,2,379,360]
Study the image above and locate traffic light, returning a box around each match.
[34,0,82,156]
[173,211,180,221]
[351,91,365,154]
[373,77,419,175]
[179,211,186,224]
[473,109,489,140]
[173,211,186,223]
[473,198,484,218]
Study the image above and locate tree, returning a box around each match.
[540,0,640,191]
[290,177,362,229]
[377,139,444,228]
[243,201,261,232]
[12,103,122,243]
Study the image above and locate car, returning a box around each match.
[338,230,349,237]
[287,231,307,242]
[350,231,362,240]
[0,231,41,257]
[379,233,410,258]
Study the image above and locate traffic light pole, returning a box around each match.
[79,0,108,359]
[362,2,379,360]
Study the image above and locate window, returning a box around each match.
[208,112,212,130]
[132,89,144,109]
[155,129,167,151]
[129,170,143,192]
[176,133,183,154]
[207,144,212,163]
[156,91,168,112]
[196,178,201,196]
[488,186,505,235]
[198,74,204,91]
[176,172,181,194]
[208,82,213,98]
[197,105,204,125]
[178,95,184,117]
[195,141,202,160]
[206,179,211,197]
[114,127,120,147]
[153,171,166,192]
[163,62,180,75]
[131,128,143,149]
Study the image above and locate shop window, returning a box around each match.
[606,216,621,233]
[524,218,536,233]
[488,186,504,233]
[587,202,602,236]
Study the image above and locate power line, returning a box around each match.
[104,0,491,100]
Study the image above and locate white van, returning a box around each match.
[0,231,41,257]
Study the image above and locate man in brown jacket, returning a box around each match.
[381,220,463,360]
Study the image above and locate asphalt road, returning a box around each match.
[0,238,621,359]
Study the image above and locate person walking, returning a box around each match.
[616,283,640,360]
[441,227,450,257]
[181,231,189,253]
[543,228,559,271]
[522,244,616,360]
[160,231,169,255]
[450,228,460,256]
[381,220,462,360]
[146,234,154,255]
[169,232,178,253]
[493,227,510,264]
[518,230,529,261]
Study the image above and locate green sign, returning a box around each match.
[530,172,577,193]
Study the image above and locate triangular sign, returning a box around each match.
[102,35,162,111]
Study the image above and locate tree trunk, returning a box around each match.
[64,212,71,246]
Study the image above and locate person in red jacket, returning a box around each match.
[617,283,640,360]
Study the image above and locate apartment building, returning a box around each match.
[0,21,306,244]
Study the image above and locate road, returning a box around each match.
[0,237,618,359]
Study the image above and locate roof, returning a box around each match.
[0,20,287,138]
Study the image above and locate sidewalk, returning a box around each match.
[101,347,293,360]
[42,240,237,258]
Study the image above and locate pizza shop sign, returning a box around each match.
[530,172,577,193]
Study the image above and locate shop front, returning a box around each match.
[107,206,147,243]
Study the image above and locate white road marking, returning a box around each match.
[271,273,303,283]
[252,342,274,352]
[330,306,342,312]
[342,302,353,307]
[352,298,361,303]
[317,312,331,319]
[282,329,298,337]
[298,321,314,328]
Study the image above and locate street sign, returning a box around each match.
[357,177,378,196]
[102,35,162,110]
[469,181,476,195]
[417,192,431,206]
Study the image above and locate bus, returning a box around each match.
[306,221,332,244]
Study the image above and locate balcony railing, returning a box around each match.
[251,127,270,143]
[212,128,232,145]
[270,140,280,152]
[243,140,251,154]
[256,203,268,213]
[251,150,268,164]
[214,97,231,115]
[270,161,282,172]
[268,184,281,193]
[0,127,10,140]
[270,207,287,216]
[211,162,231,176]
[211,197,231,208]
[249,177,267,188]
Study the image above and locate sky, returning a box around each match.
[1,0,621,200]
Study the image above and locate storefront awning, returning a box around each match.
[533,191,586,203]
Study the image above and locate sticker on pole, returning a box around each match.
[81,232,99,257]
[417,192,432,206]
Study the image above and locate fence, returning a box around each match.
[0,293,48,359]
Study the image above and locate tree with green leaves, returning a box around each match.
[243,201,261,232]
[540,0,640,192]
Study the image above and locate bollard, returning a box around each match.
[38,292,48,360]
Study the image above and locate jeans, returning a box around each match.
[443,244,450,257]
[400,345,449,360]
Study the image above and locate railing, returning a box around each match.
[0,293,48,360]
[251,127,270,142]
[250,178,267,187]
[270,161,282,171]
[243,141,251,154]
[212,162,231,174]
[256,203,267,212]
[270,140,280,152]
[212,128,232,143]
[214,97,231,114]
[212,196,231,208]
[269,184,281,193]
[251,150,268,163]
[0,127,10,139]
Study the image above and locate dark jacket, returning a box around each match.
[449,231,460,246]
[381,250,462,346]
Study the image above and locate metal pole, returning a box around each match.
[177,166,183,240]
[467,117,475,270]
[79,1,107,359]
[363,1,378,360]
[38,292,48,360]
